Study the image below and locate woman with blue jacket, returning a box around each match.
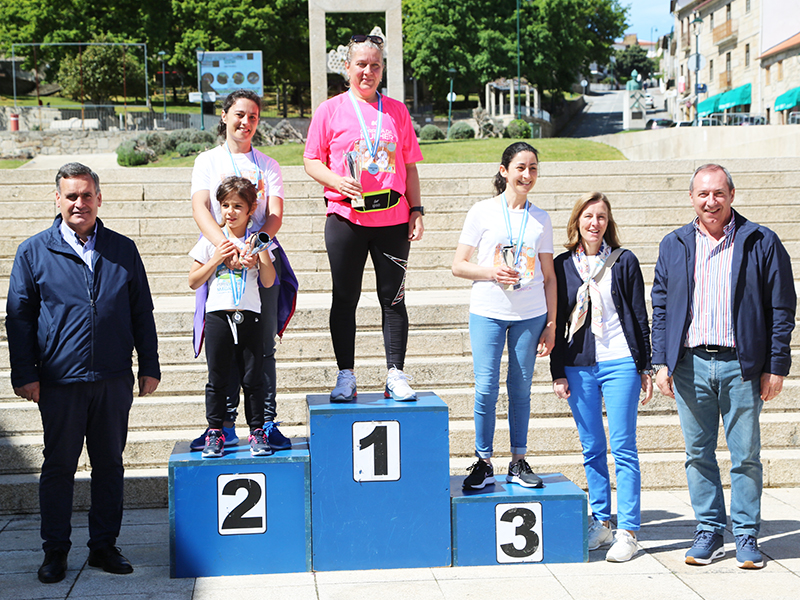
[550,192,652,563]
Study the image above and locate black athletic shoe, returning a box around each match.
[463,459,496,489]
[506,458,544,488]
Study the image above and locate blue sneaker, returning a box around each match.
[248,429,273,457]
[190,425,239,450]
[735,535,764,569]
[264,421,292,450]
[685,530,725,565]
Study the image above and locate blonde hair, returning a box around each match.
[564,192,621,252]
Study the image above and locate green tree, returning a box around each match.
[57,38,147,103]
[614,43,655,80]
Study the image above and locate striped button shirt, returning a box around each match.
[685,213,736,348]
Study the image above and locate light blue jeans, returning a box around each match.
[672,347,763,537]
[565,356,642,531]
[469,313,547,459]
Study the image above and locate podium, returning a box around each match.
[168,441,311,578]
[450,473,587,565]
[307,391,451,571]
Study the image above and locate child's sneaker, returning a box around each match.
[384,367,416,401]
[248,429,273,457]
[264,421,292,450]
[202,429,225,458]
[462,459,496,489]
[190,425,238,450]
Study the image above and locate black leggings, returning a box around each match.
[204,310,264,431]
[325,213,410,370]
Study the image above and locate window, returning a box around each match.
[778,61,783,81]
[710,59,714,80]
[766,65,771,86]
[710,13,715,31]
[727,4,732,21]
[726,52,731,74]
[746,0,751,12]
[745,44,750,67]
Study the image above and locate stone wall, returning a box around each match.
[0,130,139,159]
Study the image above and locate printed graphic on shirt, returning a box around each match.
[217,167,266,201]
[353,130,398,174]
[493,243,537,285]
[384,252,407,305]
[214,265,246,292]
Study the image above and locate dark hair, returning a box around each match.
[689,163,735,192]
[564,192,621,252]
[56,162,100,194]
[493,142,539,195]
[215,176,258,223]
[217,89,262,138]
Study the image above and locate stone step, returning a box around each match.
[2,446,799,515]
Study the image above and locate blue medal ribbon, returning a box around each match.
[223,227,248,308]
[348,89,383,171]
[225,142,262,193]
[501,191,530,269]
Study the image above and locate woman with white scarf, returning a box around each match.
[551,192,652,563]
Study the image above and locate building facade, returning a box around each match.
[669,0,800,124]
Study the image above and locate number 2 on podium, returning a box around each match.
[217,473,267,536]
[352,421,401,482]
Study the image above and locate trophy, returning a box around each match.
[345,150,365,209]
[501,245,521,291]
[246,232,272,256]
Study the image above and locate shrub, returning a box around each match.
[503,119,532,139]
[116,140,150,166]
[167,128,195,147]
[419,124,445,141]
[189,129,216,145]
[176,141,208,157]
[448,121,475,140]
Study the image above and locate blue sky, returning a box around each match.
[623,1,675,42]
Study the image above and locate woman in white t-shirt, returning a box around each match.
[452,142,557,492]
[550,192,653,563]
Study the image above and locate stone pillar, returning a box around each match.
[485,83,490,115]
[525,85,530,118]
[509,79,515,118]
[308,0,404,114]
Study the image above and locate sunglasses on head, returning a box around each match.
[351,34,384,47]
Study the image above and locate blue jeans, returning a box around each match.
[565,356,641,531]
[672,348,763,537]
[469,313,546,459]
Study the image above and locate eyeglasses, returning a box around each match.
[351,34,384,47]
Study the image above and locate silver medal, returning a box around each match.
[232,311,244,324]
[367,161,379,175]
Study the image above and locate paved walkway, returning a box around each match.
[17,153,122,170]
[2,487,798,600]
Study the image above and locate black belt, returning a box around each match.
[692,345,734,353]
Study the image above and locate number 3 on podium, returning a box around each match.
[352,421,401,482]
[495,503,543,563]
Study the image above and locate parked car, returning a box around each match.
[645,118,674,130]
[672,121,694,127]
[693,116,723,127]
[644,94,655,109]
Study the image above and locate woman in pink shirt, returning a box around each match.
[304,34,424,403]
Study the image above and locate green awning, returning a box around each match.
[718,83,752,111]
[697,93,724,117]
[775,86,800,111]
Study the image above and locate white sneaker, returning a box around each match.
[588,519,613,550]
[606,530,639,562]
[330,369,357,402]
[384,367,417,401]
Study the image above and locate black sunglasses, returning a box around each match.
[351,34,384,47]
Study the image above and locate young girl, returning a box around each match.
[452,142,556,490]
[189,176,276,458]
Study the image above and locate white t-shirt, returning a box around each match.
[458,197,553,320]
[191,144,284,232]
[576,254,632,362]
[190,235,261,313]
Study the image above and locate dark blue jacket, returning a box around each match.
[550,248,651,380]
[6,216,160,387]
[650,210,795,380]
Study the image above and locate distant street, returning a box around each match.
[564,87,668,138]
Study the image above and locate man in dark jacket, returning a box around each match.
[651,164,795,570]
[6,163,161,584]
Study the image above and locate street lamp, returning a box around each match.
[447,68,457,138]
[158,51,167,124]
[691,14,703,123]
[196,46,205,131]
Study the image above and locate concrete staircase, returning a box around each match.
[2,157,800,514]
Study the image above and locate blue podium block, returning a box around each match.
[451,473,588,565]
[308,391,451,571]
[169,441,311,578]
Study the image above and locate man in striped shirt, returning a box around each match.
[651,164,795,570]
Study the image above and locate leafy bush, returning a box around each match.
[116,140,150,166]
[176,141,208,157]
[448,121,475,140]
[167,129,195,147]
[189,129,216,144]
[419,124,445,140]
[504,119,531,139]
[144,132,169,155]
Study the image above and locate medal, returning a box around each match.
[367,161,379,175]
[348,89,383,178]
[232,310,244,324]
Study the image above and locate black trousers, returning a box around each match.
[38,374,134,553]
[324,213,410,370]
[205,310,264,431]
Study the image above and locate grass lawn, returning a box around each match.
[0,159,29,169]
[141,138,623,168]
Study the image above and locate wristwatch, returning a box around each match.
[410,206,425,216]
[652,364,668,375]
